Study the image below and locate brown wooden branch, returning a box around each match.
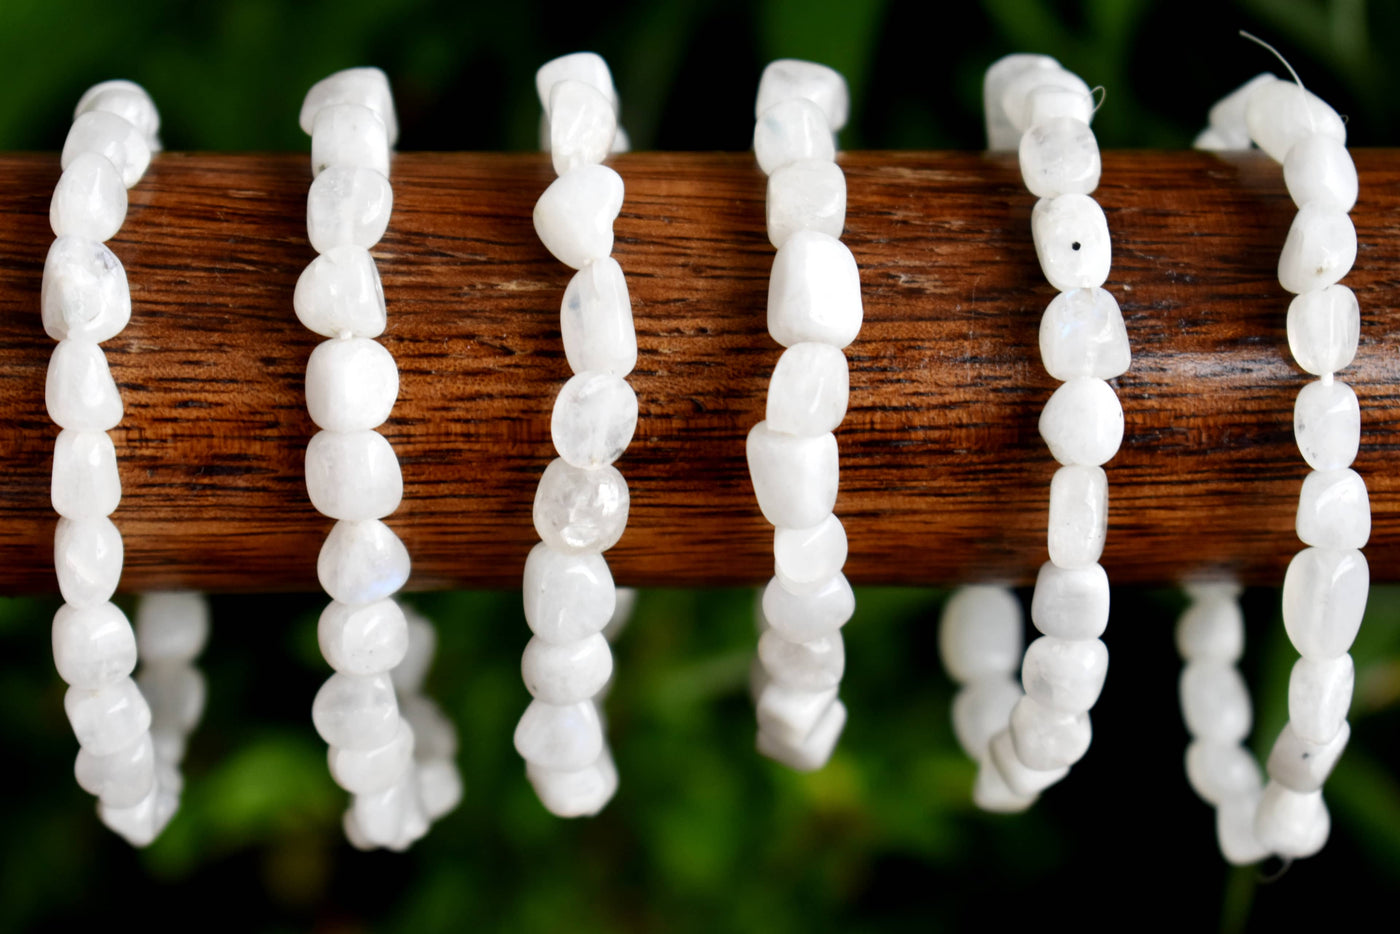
[1,151,1397,593]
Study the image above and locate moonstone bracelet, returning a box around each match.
[514,52,635,818]
[1189,70,1366,861]
[745,60,859,772]
[979,55,1126,803]
[297,67,460,849]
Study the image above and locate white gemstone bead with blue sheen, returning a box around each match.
[1180,663,1252,743]
[766,158,846,248]
[773,514,847,594]
[761,573,854,642]
[533,164,623,270]
[52,601,136,688]
[1288,654,1354,744]
[300,67,398,146]
[527,749,618,817]
[61,111,151,188]
[939,585,1023,682]
[551,371,637,469]
[46,339,122,431]
[75,733,155,808]
[76,80,160,146]
[305,337,399,432]
[514,699,605,771]
[757,698,847,772]
[1216,792,1269,865]
[1009,695,1091,771]
[1297,469,1370,549]
[951,677,1022,760]
[41,236,131,343]
[767,230,863,348]
[561,258,636,377]
[766,342,849,437]
[135,592,209,662]
[1175,594,1244,663]
[1267,721,1349,793]
[1254,781,1330,858]
[972,754,1038,813]
[1039,377,1123,467]
[533,458,629,554]
[1039,287,1130,380]
[1031,194,1112,291]
[51,429,121,519]
[1206,73,1275,150]
[522,633,613,704]
[307,166,393,253]
[755,98,835,175]
[1244,80,1346,164]
[54,516,123,608]
[1031,561,1110,639]
[755,59,848,132]
[50,152,127,242]
[1284,134,1358,212]
[746,422,839,529]
[1021,636,1108,714]
[312,672,399,749]
[1282,547,1368,658]
[317,519,412,606]
[295,247,387,339]
[305,429,403,521]
[1047,465,1108,569]
[65,677,151,755]
[1001,67,1092,136]
[1294,379,1360,470]
[1277,203,1356,294]
[312,103,390,177]
[756,682,837,747]
[417,759,464,820]
[549,80,616,175]
[522,543,616,644]
[319,599,409,675]
[983,54,1059,150]
[1185,740,1261,806]
[1287,285,1359,377]
[758,630,844,692]
[537,52,618,117]
[1019,117,1100,199]
[989,729,1067,797]
[329,717,414,794]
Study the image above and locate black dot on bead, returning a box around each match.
[1071,241,1082,251]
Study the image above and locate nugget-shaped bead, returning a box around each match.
[41,237,131,343]
[939,585,1023,682]
[307,166,393,253]
[1283,548,1368,659]
[1284,134,1357,212]
[50,152,127,242]
[759,630,844,692]
[317,519,411,606]
[61,111,151,188]
[65,677,151,755]
[755,98,835,175]
[54,516,123,608]
[1278,204,1355,294]
[1244,80,1346,164]
[1294,379,1360,471]
[52,601,136,688]
[1001,67,1092,135]
[1254,781,1329,859]
[767,230,862,348]
[527,749,619,818]
[983,53,1059,149]
[46,340,122,431]
[522,543,616,644]
[756,682,838,747]
[773,514,848,594]
[762,573,855,643]
[532,458,629,554]
[75,80,160,145]
[390,609,436,694]
[305,430,403,521]
[295,247,387,339]
[755,59,848,131]
[522,634,613,704]
[1047,465,1108,569]
[1039,287,1130,380]
[305,337,398,432]
[1021,636,1108,713]
[1206,73,1276,150]
[1297,469,1369,549]
[972,753,1038,813]
[549,80,616,175]
[989,729,1067,798]
[757,698,847,772]
[329,717,414,794]
[140,665,205,735]
[1185,741,1262,806]
[311,103,390,176]
[1216,792,1270,865]
[1020,117,1100,198]
[561,258,635,376]
[1288,654,1354,744]
[766,342,848,437]
[1030,561,1110,639]
[312,672,399,749]
[51,429,120,519]
[1010,695,1091,771]
[75,733,155,808]
[418,759,463,820]
[135,592,209,662]
[746,422,839,529]
[1039,378,1123,466]
[514,699,605,771]
[551,371,637,469]
[1031,194,1111,291]
[951,678,1021,760]
[318,599,408,675]
[533,164,623,270]
[1175,594,1245,663]
[1287,285,1359,377]
[766,159,846,248]
[1027,84,1095,127]
[1268,721,1349,794]
[301,67,398,145]
[1180,663,1252,743]
[537,52,618,115]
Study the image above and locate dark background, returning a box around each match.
[2,1,1398,931]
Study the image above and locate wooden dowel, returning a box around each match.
[1,151,1397,593]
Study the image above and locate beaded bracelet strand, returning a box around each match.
[513,52,635,817]
[745,59,860,772]
[977,54,1127,803]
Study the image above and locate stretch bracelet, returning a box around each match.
[513,52,635,818]
[978,54,1126,802]
[746,59,859,772]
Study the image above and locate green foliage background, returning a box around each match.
[2,1,1398,931]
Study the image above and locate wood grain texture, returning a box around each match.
[0,151,1397,593]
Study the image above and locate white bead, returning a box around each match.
[75,80,160,146]
[1277,204,1356,294]
[1216,792,1270,865]
[972,754,1038,813]
[1038,287,1130,380]
[1038,377,1123,466]
[1001,67,1092,136]
[41,236,131,343]
[745,421,839,529]
[1244,80,1346,164]
[767,230,863,348]
[52,601,136,688]
[1185,741,1261,806]
[938,585,1023,682]
[305,429,403,521]
[551,371,637,469]
[390,607,436,694]
[294,246,387,339]
[50,152,127,242]
[773,515,848,595]
[989,728,1067,797]
[1047,465,1108,569]
[1193,128,1231,151]
[532,458,629,554]
[756,682,838,747]
[536,52,618,117]
[139,665,205,733]
[1287,285,1359,377]
[1175,595,1244,663]
[1009,695,1091,770]
[951,677,1021,760]
[1288,654,1354,744]
[549,80,617,175]
[527,749,618,818]
[759,629,844,692]
[522,543,616,644]
[766,159,846,248]
[306,166,393,253]
[1182,580,1243,602]
[755,59,848,132]
[761,573,854,642]
[1297,469,1369,549]
[522,633,613,704]
[1021,636,1108,714]
[46,339,122,431]
[604,587,637,640]
[755,98,835,175]
[1283,547,1368,658]
[75,733,155,808]
[64,677,151,755]
[514,699,604,771]
[300,67,398,146]
[54,516,123,608]
[1030,561,1110,639]
[135,592,209,662]
[561,258,636,376]
[399,694,457,760]
[329,717,414,794]
[311,104,390,176]
[1019,117,1100,198]
[318,598,408,675]
[1206,73,1276,149]
[1294,379,1360,471]
[98,784,164,847]
[1254,781,1329,859]
[417,759,463,820]
[317,518,411,606]
[766,342,849,437]
[51,429,121,519]
[756,699,847,772]
[533,164,623,270]
[983,53,1059,150]
[1267,720,1349,793]
[305,337,399,432]
[61,111,151,188]
[352,776,418,847]
[1031,194,1112,291]
[1284,134,1357,212]
[1026,84,1095,127]
[311,672,398,749]
[1180,663,1252,743]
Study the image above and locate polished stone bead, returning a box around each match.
[1021,636,1108,713]
[1206,73,1275,150]
[61,111,150,188]
[390,607,437,694]
[312,672,399,750]
[52,601,136,688]
[951,677,1021,760]
[1027,84,1095,128]
[761,573,854,642]
[329,716,414,794]
[1288,654,1354,744]
[50,152,127,242]
[766,342,849,437]
[1284,134,1358,212]
[746,421,839,529]
[1193,128,1230,150]
[527,748,618,817]
[521,543,616,644]
[312,103,390,177]
[300,67,399,146]
[755,59,848,132]
[1244,80,1346,164]
[1038,287,1130,380]
[532,458,629,554]
[1294,379,1360,470]
[306,166,393,253]
[1267,720,1349,793]
[135,592,209,662]
[1039,377,1123,466]
[757,698,846,772]
[1282,547,1368,658]
[99,784,166,847]
[1185,740,1262,806]
[1000,67,1092,135]
[514,699,605,771]
[1277,204,1355,294]
[767,159,846,248]
[75,80,160,147]
[305,429,403,521]
[984,54,1059,150]
[1216,792,1270,865]
[551,371,637,469]
[939,585,1023,682]
[319,598,409,675]
[305,337,399,432]
[1009,695,1091,771]
[1020,117,1100,198]
[536,53,618,116]
[1254,781,1329,859]
[773,514,848,595]
[294,246,387,339]
[1180,663,1252,743]
[317,519,412,606]
[417,759,463,821]
[1047,465,1108,569]
[561,258,636,376]
[756,682,838,747]
[41,236,131,343]
[54,516,123,608]
[46,339,122,431]
[399,696,457,769]
[522,633,613,704]
[549,80,616,175]
[1175,593,1245,663]
[989,728,1067,797]
[972,753,1038,813]
[1297,468,1370,549]
[353,775,419,848]
[1030,560,1110,639]
[767,230,863,348]
[1287,285,1359,377]
[755,98,835,174]
[51,429,121,519]
[533,164,623,270]
[759,629,844,692]
[1031,194,1111,291]
[65,676,151,755]
[75,733,155,808]
[139,665,205,735]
